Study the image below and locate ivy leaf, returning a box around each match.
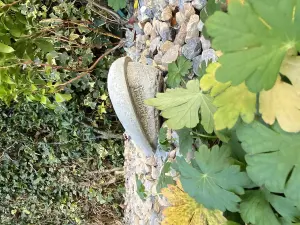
[259,77,300,132]
[167,56,192,88]
[200,63,256,130]
[174,145,251,212]
[177,128,193,156]
[161,181,227,225]
[240,190,300,225]
[237,121,300,206]
[145,80,216,132]
[35,38,54,53]
[206,0,300,92]
[0,43,14,53]
[158,127,170,151]
[55,93,72,103]
[107,0,126,11]
[156,161,175,193]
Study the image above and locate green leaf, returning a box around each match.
[206,0,300,92]
[156,161,175,193]
[158,127,170,151]
[174,144,251,212]
[167,56,192,88]
[0,43,14,53]
[240,190,300,225]
[135,175,147,201]
[55,93,72,103]
[145,80,216,132]
[237,121,300,205]
[35,38,54,53]
[200,63,256,130]
[177,128,193,156]
[107,0,126,11]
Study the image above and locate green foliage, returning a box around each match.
[174,145,251,212]
[237,121,300,205]
[177,128,193,156]
[156,161,175,193]
[0,99,124,224]
[206,0,300,92]
[240,190,300,225]
[108,0,127,11]
[136,175,147,201]
[0,0,125,224]
[145,79,216,132]
[151,0,300,224]
[167,56,193,88]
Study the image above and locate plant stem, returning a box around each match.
[192,131,217,139]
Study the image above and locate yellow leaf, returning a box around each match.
[259,78,300,133]
[200,63,256,130]
[200,63,230,97]
[161,181,227,225]
[134,0,139,9]
[280,55,300,94]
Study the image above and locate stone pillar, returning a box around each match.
[107,57,163,157]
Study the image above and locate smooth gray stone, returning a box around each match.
[108,57,162,157]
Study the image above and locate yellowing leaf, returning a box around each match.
[259,78,300,133]
[200,65,256,130]
[161,181,227,225]
[145,80,216,133]
[200,63,231,97]
[280,55,300,94]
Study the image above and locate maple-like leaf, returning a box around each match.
[259,78,300,132]
[167,56,193,88]
[206,0,300,92]
[240,190,300,225]
[107,0,126,11]
[161,181,227,225]
[174,145,251,212]
[200,63,256,130]
[145,80,216,132]
[237,121,300,206]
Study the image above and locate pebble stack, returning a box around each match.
[125,0,218,75]
[123,1,218,224]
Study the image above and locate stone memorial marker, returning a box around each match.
[107,56,163,157]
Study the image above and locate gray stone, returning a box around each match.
[175,11,186,26]
[125,29,135,48]
[108,57,163,156]
[158,21,172,41]
[160,40,174,54]
[183,3,195,19]
[186,14,200,42]
[169,0,179,6]
[182,37,201,60]
[200,35,211,50]
[202,48,218,64]
[154,51,163,65]
[161,6,172,21]
[136,34,146,51]
[197,19,205,32]
[192,0,207,10]
[144,22,153,36]
[174,23,187,46]
[192,55,202,75]
[150,37,161,53]
[139,6,151,22]
[161,45,180,64]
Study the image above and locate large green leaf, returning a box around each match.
[237,121,300,206]
[0,43,14,53]
[206,0,300,92]
[145,80,216,132]
[240,190,300,225]
[174,145,251,212]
